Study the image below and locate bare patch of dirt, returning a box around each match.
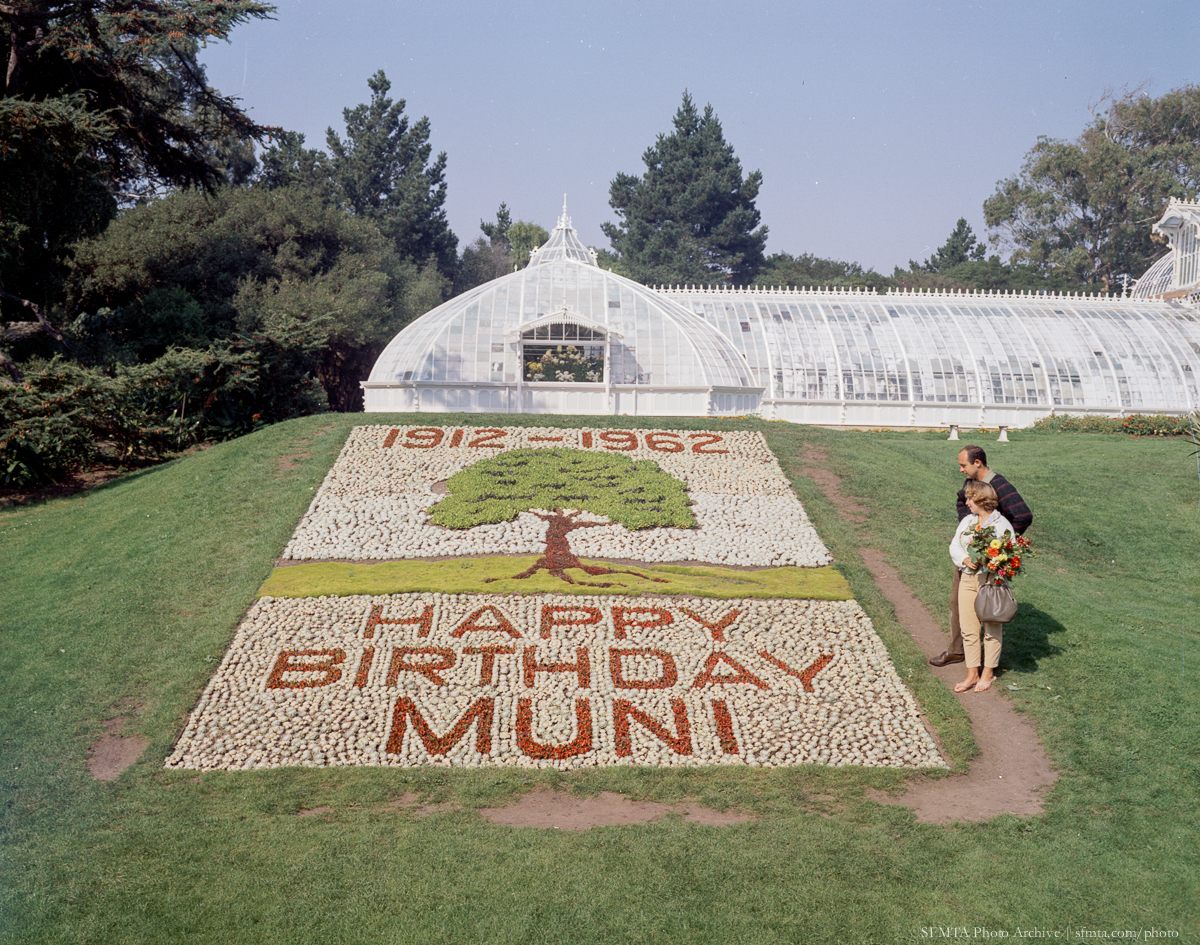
[0,443,215,508]
[801,443,1057,823]
[87,718,149,782]
[376,791,456,816]
[477,784,755,831]
[277,451,313,474]
[1,465,133,508]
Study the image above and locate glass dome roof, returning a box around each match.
[367,206,758,393]
[528,198,599,266]
[1131,252,1175,299]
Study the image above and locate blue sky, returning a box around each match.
[200,0,1199,274]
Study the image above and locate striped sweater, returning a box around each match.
[956,471,1032,535]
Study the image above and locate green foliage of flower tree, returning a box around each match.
[508,220,550,269]
[602,92,767,286]
[428,448,696,586]
[984,85,1200,291]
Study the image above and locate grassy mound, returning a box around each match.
[2,412,1196,943]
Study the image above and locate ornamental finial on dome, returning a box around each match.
[527,196,598,267]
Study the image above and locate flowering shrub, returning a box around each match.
[1031,413,1192,436]
[524,345,604,383]
[1119,414,1193,436]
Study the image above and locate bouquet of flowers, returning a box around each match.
[967,525,1034,584]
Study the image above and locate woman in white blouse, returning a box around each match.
[949,480,1014,693]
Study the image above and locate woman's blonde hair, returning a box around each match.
[964,480,998,512]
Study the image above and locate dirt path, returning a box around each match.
[801,445,1057,823]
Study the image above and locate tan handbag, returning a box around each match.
[975,579,1018,623]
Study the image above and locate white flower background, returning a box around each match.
[167,426,945,772]
[282,426,832,567]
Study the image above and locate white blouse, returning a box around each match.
[950,510,1015,571]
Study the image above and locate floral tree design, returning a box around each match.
[427,448,697,586]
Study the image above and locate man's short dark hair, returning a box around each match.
[962,445,987,466]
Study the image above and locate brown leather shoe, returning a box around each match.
[929,651,965,667]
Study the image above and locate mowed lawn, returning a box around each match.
[1,414,1196,944]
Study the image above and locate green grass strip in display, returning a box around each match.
[258,559,854,600]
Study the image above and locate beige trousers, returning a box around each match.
[957,571,1003,669]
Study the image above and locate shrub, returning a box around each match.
[1030,413,1192,436]
[1119,414,1192,436]
[1,326,327,487]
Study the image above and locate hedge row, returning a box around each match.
[1030,413,1196,436]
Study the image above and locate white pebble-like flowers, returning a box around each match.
[165,593,944,771]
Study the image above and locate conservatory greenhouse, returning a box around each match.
[363,199,1200,428]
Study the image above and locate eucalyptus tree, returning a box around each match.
[984,85,1200,291]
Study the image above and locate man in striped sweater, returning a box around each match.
[929,444,1034,668]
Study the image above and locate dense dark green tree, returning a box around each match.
[452,205,514,295]
[454,238,513,296]
[889,257,1099,294]
[1,0,275,343]
[453,207,549,295]
[256,130,331,196]
[2,0,273,197]
[324,70,458,275]
[68,186,424,410]
[909,218,986,273]
[984,85,1200,291]
[602,92,767,286]
[479,203,514,249]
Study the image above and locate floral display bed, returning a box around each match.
[167,425,944,771]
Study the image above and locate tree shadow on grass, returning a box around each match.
[1000,605,1068,673]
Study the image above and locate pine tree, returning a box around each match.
[1,0,274,332]
[602,92,767,285]
[910,218,986,273]
[324,71,458,276]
